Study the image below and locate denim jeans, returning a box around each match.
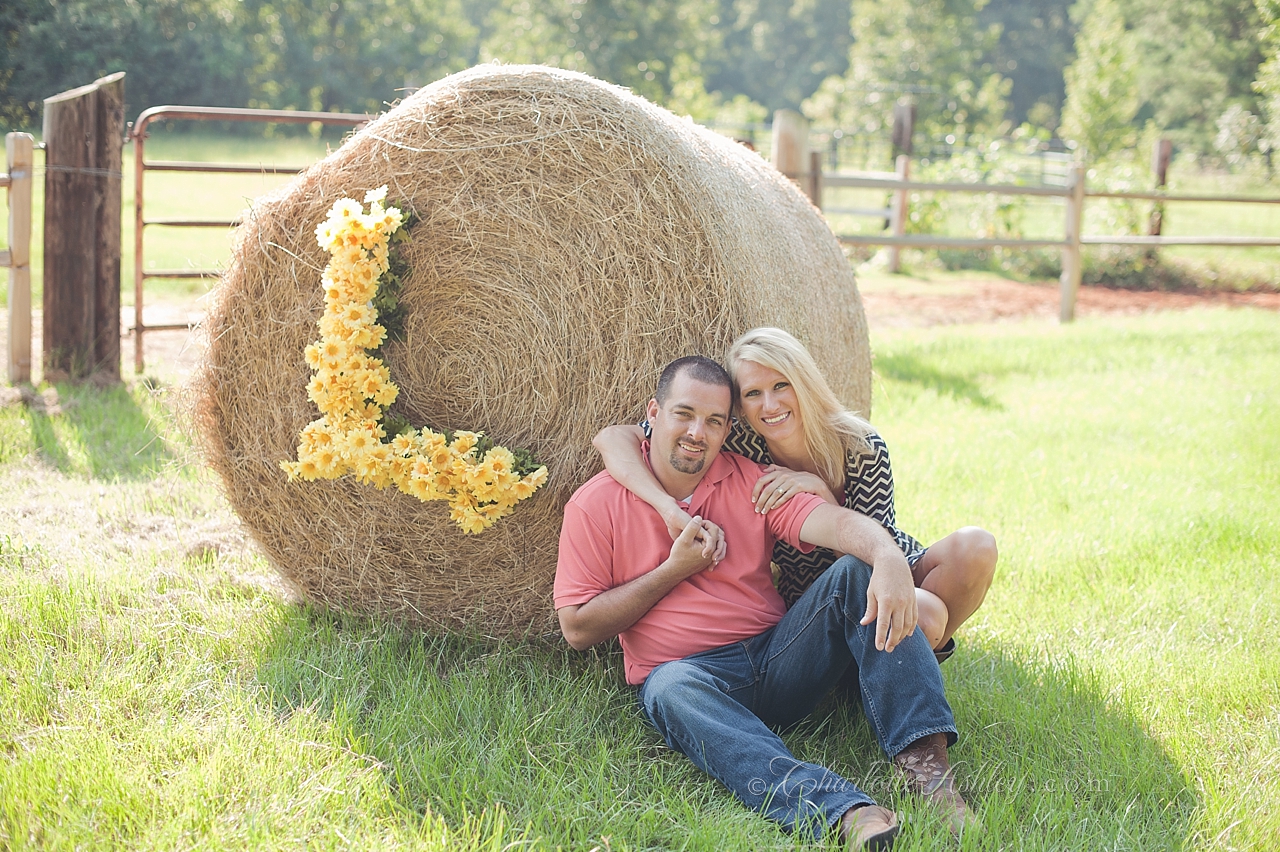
[637,555,957,839]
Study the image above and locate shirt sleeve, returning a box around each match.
[766,491,825,553]
[727,452,823,551]
[553,500,616,609]
[845,431,897,530]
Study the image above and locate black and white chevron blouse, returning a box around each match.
[721,421,928,608]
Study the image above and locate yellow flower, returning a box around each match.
[332,198,361,222]
[451,431,479,456]
[353,323,387,350]
[314,447,342,477]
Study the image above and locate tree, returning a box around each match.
[1256,0,1280,154]
[481,0,718,106]
[1120,0,1264,152]
[235,0,476,114]
[976,0,1075,129]
[1060,0,1140,161]
[2,0,252,126]
[702,0,853,113]
[804,0,1010,142]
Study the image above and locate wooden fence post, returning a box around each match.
[6,133,34,384]
[807,150,823,209]
[42,72,125,380]
[1059,162,1086,322]
[93,72,125,380]
[1148,138,1172,236]
[772,109,808,183]
[888,154,910,273]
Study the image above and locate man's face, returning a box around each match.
[646,370,732,478]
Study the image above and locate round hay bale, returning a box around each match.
[193,64,871,635]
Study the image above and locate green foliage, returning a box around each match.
[234,0,476,114]
[1120,0,1265,153]
[371,212,416,346]
[0,0,1273,161]
[804,0,1011,143]
[1060,0,1140,162]
[1,0,252,128]
[1255,0,1280,154]
[977,0,1077,130]
[481,0,719,106]
[702,0,854,113]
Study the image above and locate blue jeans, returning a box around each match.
[637,555,957,839]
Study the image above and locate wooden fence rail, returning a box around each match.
[4,132,35,384]
[819,164,1280,321]
[769,109,1280,322]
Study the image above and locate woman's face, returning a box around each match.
[735,359,804,446]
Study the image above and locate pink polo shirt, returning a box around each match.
[554,446,825,685]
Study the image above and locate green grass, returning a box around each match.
[2,307,1279,849]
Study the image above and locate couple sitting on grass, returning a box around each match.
[554,328,997,849]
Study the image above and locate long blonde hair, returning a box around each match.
[726,327,872,494]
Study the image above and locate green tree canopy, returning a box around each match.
[977,0,1075,129]
[702,0,853,113]
[481,0,718,106]
[235,0,475,114]
[804,0,1011,142]
[1060,0,1140,161]
[1121,0,1264,152]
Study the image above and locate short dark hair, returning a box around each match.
[655,356,732,404]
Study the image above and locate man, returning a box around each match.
[555,356,974,849]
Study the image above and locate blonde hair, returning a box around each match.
[726,327,872,493]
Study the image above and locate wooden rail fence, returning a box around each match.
[771,113,1280,322]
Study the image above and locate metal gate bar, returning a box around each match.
[129,105,370,373]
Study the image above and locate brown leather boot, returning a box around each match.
[892,733,976,836]
[838,804,899,850]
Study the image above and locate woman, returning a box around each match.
[593,327,996,660]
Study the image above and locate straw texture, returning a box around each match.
[192,65,870,634]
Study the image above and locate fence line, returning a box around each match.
[4,132,35,384]
[817,164,1280,321]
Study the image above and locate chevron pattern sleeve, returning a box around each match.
[847,430,927,568]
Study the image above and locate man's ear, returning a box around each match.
[646,398,659,422]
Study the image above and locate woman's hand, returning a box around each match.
[751,465,838,514]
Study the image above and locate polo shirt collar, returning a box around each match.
[641,440,736,512]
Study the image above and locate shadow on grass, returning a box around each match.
[24,382,174,480]
[251,607,1196,851]
[798,639,1187,844]
[875,351,1002,409]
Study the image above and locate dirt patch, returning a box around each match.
[859,277,1280,328]
[1,305,206,384]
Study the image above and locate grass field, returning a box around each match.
[2,306,1277,850]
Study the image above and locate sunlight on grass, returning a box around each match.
[1,307,1277,849]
